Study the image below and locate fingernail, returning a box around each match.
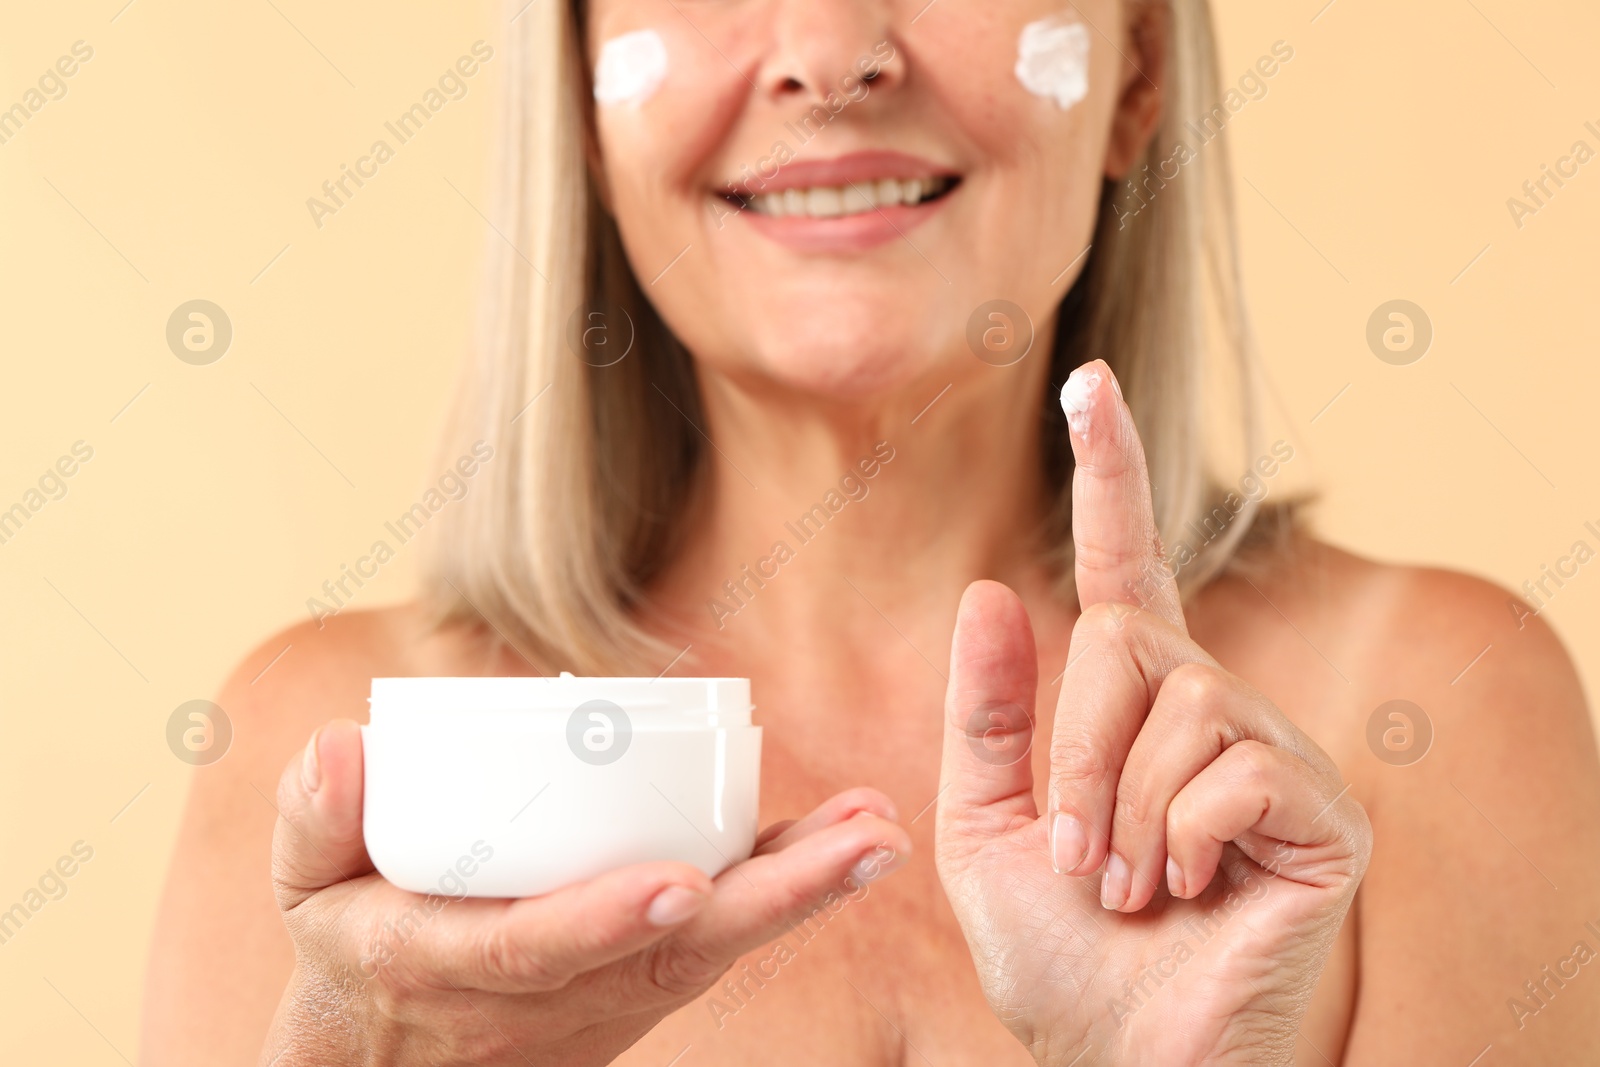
[1060,365,1101,438]
[646,885,708,927]
[300,728,323,793]
[1101,853,1131,910]
[1108,366,1123,401]
[849,844,903,886]
[1050,812,1087,874]
[1166,856,1184,898]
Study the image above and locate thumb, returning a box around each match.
[270,718,373,911]
[936,581,1040,862]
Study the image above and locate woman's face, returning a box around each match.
[586,0,1162,397]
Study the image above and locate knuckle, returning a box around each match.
[1051,733,1115,791]
[1231,740,1278,791]
[757,884,805,928]
[1165,792,1197,842]
[1166,779,1217,846]
[646,940,725,999]
[268,850,296,899]
[1074,537,1141,573]
[479,926,571,992]
[1157,663,1243,743]
[1347,799,1375,868]
[1162,662,1226,715]
[957,699,1034,743]
[455,1028,521,1065]
[366,962,427,1018]
[836,786,889,815]
[1112,771,1157,834]
[1075,600,1137,638]
[349,934,439,1018]
[1320,784,1373,867]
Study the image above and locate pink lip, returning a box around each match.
[723,150,958,197]
[719,150,960,254]
[734,198,953,253]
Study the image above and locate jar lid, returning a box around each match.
[368,674,752,728]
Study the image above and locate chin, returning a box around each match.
[745,314,947,399]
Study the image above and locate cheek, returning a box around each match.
[590,3,777,165]
[907,18,1112,325]
[589,20,765,357]
[924,22,1107,222]
[916,10,1107,170]
[593,22,750,212]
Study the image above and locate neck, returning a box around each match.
[648,352,1063,685]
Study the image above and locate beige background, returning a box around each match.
[2,0,1596,1060]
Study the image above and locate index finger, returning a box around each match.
[1059,359,1185,632]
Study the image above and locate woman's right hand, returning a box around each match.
[262,719,910,1066]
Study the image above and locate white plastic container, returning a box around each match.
[362,675,761,898]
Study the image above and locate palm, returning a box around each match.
[950,823,1340,1064]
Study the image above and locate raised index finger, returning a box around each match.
[1060,359,1185,632]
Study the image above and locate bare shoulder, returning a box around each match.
[193,599,531,840]
[1194,536,1595,763]
[1197,537,1600,1063]
[169,602,457,870]
[218,604,433,741]
[198,600,536,806]
[143,605,469,1064]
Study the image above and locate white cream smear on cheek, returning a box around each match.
[1015,15,1091,110]
[593,29,668,107]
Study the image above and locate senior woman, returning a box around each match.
[143,0,1600,1063]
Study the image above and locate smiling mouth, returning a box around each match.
[723,176,961,220]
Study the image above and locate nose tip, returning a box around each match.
[756,3,901,103]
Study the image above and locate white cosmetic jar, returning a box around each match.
[363,675,761,899]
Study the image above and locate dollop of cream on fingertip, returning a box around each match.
[593,29,668,107]
[1015,15,1091,111]
[1060,365,1101,436]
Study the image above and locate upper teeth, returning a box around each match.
[746,177,953,219]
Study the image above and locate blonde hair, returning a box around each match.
[423,0,1278,674]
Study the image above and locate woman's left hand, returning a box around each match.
[935,361,1372,1066]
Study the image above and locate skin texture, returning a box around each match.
[141,1,1600,1064]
